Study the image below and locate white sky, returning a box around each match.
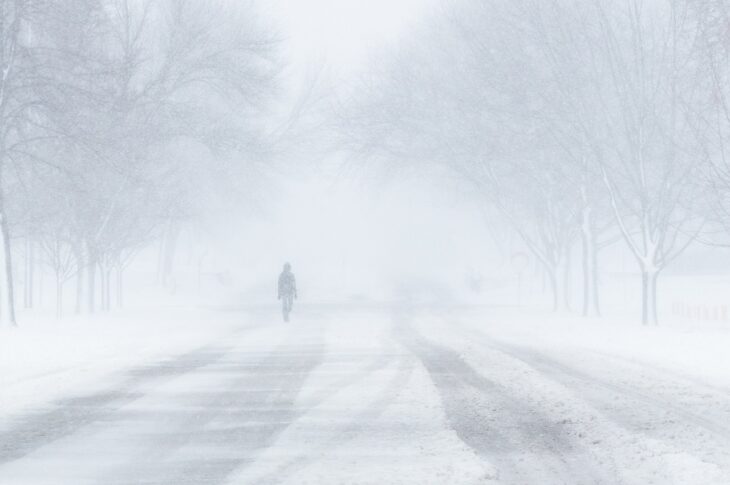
[218,0,498,300]
[264,0,436,74]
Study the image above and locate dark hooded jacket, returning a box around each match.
[278,269,297,298]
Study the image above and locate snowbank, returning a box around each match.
[459,307,730,389]
[0,306,253,425]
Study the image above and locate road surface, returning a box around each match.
[1,305,729,484]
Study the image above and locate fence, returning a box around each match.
[671,301,729,322]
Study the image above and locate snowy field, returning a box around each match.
[4,0,730,483]
[1,303,729,484]
[0,306,247,423]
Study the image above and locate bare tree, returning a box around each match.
[27,0,279,313]
[342,0,594,312]
[689,1,730,248]
[587,0,705,325]
[0,0,280,322]
[39,228,75,318]
[343,0,709,324]
[0,0,36,326]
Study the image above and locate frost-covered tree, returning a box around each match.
[0,0,279,321]
[0,0,42,326]
[690,0,730,245]
[586,0,705,325]
[344,0,708,324]
[342,1,603,312]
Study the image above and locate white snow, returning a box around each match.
[0,306,246,425]
[420,306,730,484]
[225,311,493,484]
[1,304,730,484]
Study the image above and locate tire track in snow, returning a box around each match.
[586,349,730,404]
[483,338,730,436]
[473,334,730,474]
[248,356,415,485]
[0,320,272,466]
[395,314,616,485]
[104,338,327,485]
[0,343,235,465]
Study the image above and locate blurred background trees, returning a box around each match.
[0,0,279,322]
[4,0,730,326]
[342,0,729,324]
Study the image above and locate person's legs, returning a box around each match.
[282,294,293,321]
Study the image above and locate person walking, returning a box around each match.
[277,262,297,321]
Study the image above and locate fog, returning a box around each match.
[2,1,730,484]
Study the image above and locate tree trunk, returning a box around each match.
[87,248,97,313]
[650,271,659,326]
[56,273,63,319]
[197,255,204,293]
[99,265,107,312]
[563,246,572,311]
[38,266,43,308]
[581,230,590,317]
[591,238,601,316]
[75,244,84,315]
[97,265,112,312]
[0,202,17,326]
[24,238,34,309]
[161,223,179,291]
[641,269,659,325]
[546,263,566,312]
[156,237,165,284]
[23,240,28,308]
[105,268,111,311]
[580,207,601,317]
[99,266,104,311]
[116,266,123,308]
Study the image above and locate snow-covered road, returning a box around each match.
[1,305,729,484]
